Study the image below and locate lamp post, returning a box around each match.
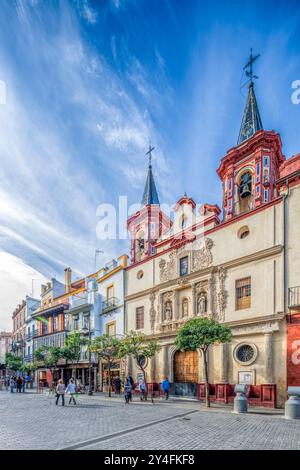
[82,315,93,396]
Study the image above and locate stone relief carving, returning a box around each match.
[191,238,213,272]
[149,290,156,332]
[158,238,214,283]
[216,267,228,322]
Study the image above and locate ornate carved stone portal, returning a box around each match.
[158,238,214,283]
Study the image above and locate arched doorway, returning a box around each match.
[173,350,199,397]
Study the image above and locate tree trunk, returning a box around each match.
[141,367,147,400]
[108,362,111,397]
[203,349,210,408]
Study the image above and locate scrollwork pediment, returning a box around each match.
[158,238,214,283]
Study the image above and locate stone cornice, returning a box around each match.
[125,244,283,302]
[139,313,285,343]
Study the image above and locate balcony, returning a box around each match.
[24,354,33,362]
[288,287,300,309]
[101,297,120,315]
[69,293,90,310]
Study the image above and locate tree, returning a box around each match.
[33,346,64,387]
[120,332,160,387]
[175,317,232,407]
[90,335,122,397]
[63,331,87,378]
[5,353,23,372]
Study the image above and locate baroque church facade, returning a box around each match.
[125,70,300,407]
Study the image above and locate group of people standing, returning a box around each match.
[122,375,171,404]
[8,375,30,393]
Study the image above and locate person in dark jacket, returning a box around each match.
[124,379,132,404]
[114,376,121,394]
[16,376,22,393]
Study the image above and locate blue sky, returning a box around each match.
[0,0,300,328]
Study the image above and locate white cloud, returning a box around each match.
[0,251,48,330]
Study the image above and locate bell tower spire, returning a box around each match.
[238,49,263,145]
[141,142,160,206]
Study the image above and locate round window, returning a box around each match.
[238,226,250,239]
[234,343,257,365]
[137,270,144,279]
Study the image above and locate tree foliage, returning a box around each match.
[63,331,87,366]
[175,317,232,407]
[120,332,160,384]
[90,334,122,397]
[5,353,23,372]
[175,317,232,352]
[33,345,64,384]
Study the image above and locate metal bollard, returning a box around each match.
[285,387,300,420]
[233,384,248,413]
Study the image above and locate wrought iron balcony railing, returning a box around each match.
[101,297,119,314]
[288,286,300,309]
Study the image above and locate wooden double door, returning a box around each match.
[174,350,199,383]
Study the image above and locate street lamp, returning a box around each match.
[81,315,93,396]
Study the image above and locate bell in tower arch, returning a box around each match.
[239,172,252,199]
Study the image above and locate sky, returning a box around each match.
[0,0,300,330]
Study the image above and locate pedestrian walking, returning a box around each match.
[55,379,65,406]
[114,376,121,394]
[66,378,77,405]
[138,379,147,401]
[9,376,15,393]
[124,379,132,404]
[161,377,170,400]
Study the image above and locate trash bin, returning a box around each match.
[285,387,300,420]
[233,384,248,413]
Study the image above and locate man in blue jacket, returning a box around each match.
[161,377,170,400]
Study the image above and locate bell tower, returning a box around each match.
[127,144,172,264]
[217,50,285,221]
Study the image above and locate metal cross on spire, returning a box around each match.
[243,47,260,85]
[146,141,155,167]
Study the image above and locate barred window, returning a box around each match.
[180,256,189,277]
[136,307,144,330]
[236,277,251,310]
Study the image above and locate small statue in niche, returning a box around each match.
[164,301,173,321]
[182,298,189,318]
[197,292,207,315]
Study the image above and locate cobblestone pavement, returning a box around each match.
[1,391,300,450]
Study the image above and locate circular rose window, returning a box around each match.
[234,343,257,365]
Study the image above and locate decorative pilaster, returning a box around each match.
[219,343,228,383]
[150,355,156,382]
[159,293,164,323]
[192,283,197,316]
[163,344,169,379]
[174,290,179,320]
[264,333,274,383]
